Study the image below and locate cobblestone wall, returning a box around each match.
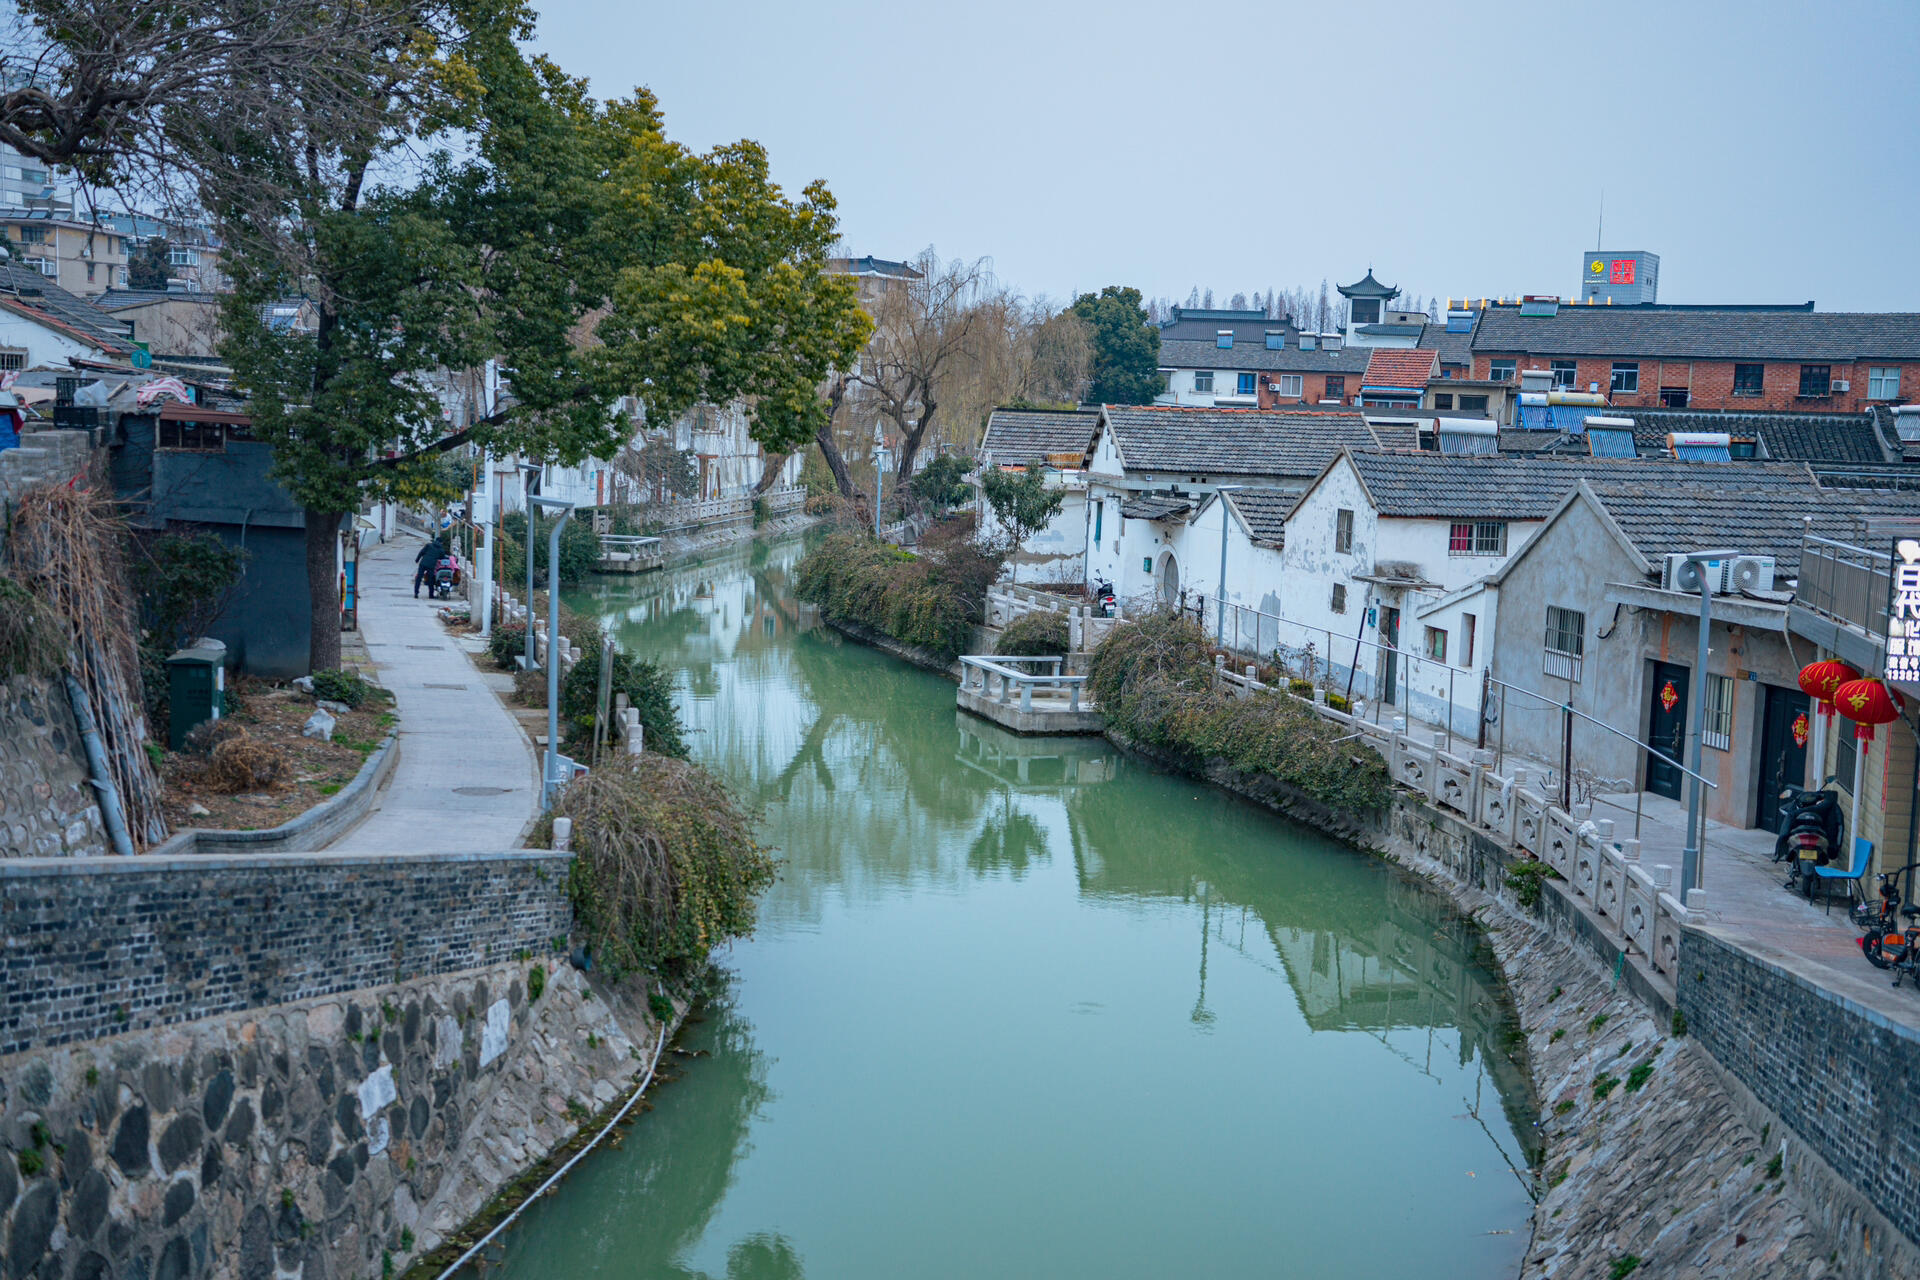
[0,957,664,1280]
[0,673,108,860]
[1,851,573,1057]
[1678,924,1920,1257]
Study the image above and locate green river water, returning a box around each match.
[485,535,1537,1279]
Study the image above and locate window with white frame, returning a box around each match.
[1334,508,1354,554]
[1544,605,1584,681]
[1193,370,1214,394]
[1610,362,1640,394]
[1702,674,1734,750]
[1237,372,1256,396]
[1869,367,1902,400]
[1550,360,1577,389]
[169,247,196,266]
[1447,521,1508,555]
[1276,374,1303,398]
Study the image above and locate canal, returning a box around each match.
[492,534,1537,1278]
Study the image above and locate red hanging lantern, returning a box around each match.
[1799,659,1860,715]
[1833,678,1903,742]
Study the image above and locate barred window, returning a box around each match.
[1448,521,1508,555]
[1702,674,1734,751]
[1544,605,1584,681]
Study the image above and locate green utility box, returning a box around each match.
[166,639,228,749]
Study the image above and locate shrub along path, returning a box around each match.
[322,536,538,853]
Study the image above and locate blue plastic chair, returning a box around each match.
[1812,836,1872,913]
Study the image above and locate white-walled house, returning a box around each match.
[978,407,1102,583]
[1080,405,1417,609]
[0,260,136,368]
[1267,451,1581,728]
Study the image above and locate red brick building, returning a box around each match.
[1468,302,1920,414]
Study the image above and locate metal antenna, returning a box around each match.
[1596,190,1604,250]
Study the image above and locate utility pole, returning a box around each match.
[1214,486,1243,645]
[520,464,542,671]
[530,496,576,810]
[1680,549,1734,893]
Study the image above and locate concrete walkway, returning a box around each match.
[326,536,538,853]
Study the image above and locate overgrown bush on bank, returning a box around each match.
[793,528,1003,660]
[500,598,688,758]
[500,511,604,587]
[1087,612,1390,814]
[995,610,1069,657]
[544,753,777,980]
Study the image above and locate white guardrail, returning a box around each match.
[958,655,1089,712]
[1206,652,1704,980]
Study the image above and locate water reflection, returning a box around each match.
[506,537,1537,1280]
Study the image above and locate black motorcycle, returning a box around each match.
[1775,778,1843,896]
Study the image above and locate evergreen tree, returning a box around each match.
[1071,286,1161,406]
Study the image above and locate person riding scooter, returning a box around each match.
[414,536,448,599]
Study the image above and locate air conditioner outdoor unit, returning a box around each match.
[1663,553,1775,594]
[1833,379,1851,392]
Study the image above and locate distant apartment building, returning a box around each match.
[1468,299,1920,414]
[1156,306,1368,408]
[0,209,130,296]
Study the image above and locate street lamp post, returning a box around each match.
[873,439,890,541]
[519,463,542,672]
[1680,548,1735,894]
[1214,486,1244,645]
[530,495,576,810]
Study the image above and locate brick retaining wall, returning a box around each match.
[1678,923,1920,1253]
[0,850,572,1057]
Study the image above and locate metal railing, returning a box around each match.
[1797,534,1889,637]
[1203,595,1482,743]
[958,655,1088,712]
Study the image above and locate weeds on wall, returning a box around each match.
[0,574,67,679]
[994,610,1069,657]
[1086,612,1391,815]
[793,525,1003,661]
[544,753,776,981]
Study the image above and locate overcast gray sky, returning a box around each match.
[533,0,1920,311]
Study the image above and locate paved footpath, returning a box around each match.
[326,535,538,853]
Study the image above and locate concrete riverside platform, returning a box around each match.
[955,655,1104,735]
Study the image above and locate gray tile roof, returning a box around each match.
[981,407,1102,464]
[0,261,134,353]
[1621,407,1893,465]
[1158,337,1372,374]
[1472,302,1920,361]
[1417,321,1476,367]
[1586,481,1920,577]
[1342,449,1822,521]
[1119,494,1192,521]
[1225,488,1292,545]
[1497,429,1571,454]
[1099,406,1416,478]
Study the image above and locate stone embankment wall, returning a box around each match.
[1381,803,1849,1279]
[1679,925,1920,1264]
[0,954,660,1280]
[3,851,571,1057]
[0,673,108,860]
[0,847,669,1280]
[1105,730,1902,1278]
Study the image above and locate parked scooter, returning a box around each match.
[1093,579,1117,618]
[1774,776,1843,896]
[431,553,461,600]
